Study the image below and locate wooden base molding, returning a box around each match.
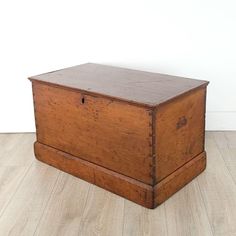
[34,142,206,209]
[154,152,206,206]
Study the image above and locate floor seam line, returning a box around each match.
[196,179,215,236]
[216,132,236,188]
[76,184,92,236]
[0,161,34,219]
[121,199,126,236]
[33,170,61,236]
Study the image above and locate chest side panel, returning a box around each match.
[155,87,206,182]
[33,82,153,184]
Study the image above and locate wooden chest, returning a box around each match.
[29,63,208,209]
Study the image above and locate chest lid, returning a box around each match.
[29,63,208,107]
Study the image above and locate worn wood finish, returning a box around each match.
[29,63,209,208]
[1,133,236,235]
[29,63,208,107]
[155,88,206,182]
[34,141,154,208]
[32,82,153,184]
[34,141,206,209]
[154,152,206,206]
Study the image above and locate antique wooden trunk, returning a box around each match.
[29,63,209,209]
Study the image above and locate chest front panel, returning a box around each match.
[33,82,153,184]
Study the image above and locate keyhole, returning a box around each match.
[81,97,85,104]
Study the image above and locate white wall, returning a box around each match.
[0,0,235,132]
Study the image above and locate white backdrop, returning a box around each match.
[0,0,235,132]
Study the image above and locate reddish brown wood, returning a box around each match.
[155,87,206,182]
[34,141,154,208]
[32,82,153,184]
[34,141,206,209]
[29,63,209,208]
[29,63,208,107]
[154,151,206,206]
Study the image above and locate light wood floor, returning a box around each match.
[0,132,236,236]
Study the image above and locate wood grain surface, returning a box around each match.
[32,82,153,184]
[155,88,206,182]
[29,63,208,107]
[34,141,154,208]
[34,141,206,209]
[154,152,206,206]
[29,64,208,208]
[0,133,236,235]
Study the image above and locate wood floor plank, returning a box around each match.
[34,172,91,236]
[221,147,236,180]
[224,131,236,148]
[164,179,213,236]
[1,132,236,236]
[0,133,35,167]
[0,134,35,215]
[123,200,167,236]
[197,133,236,236]
[0,162,59,236]
[78,185,125,236]
[0,167,29,214]
[213,131,236,186]
[212,131,228,149]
